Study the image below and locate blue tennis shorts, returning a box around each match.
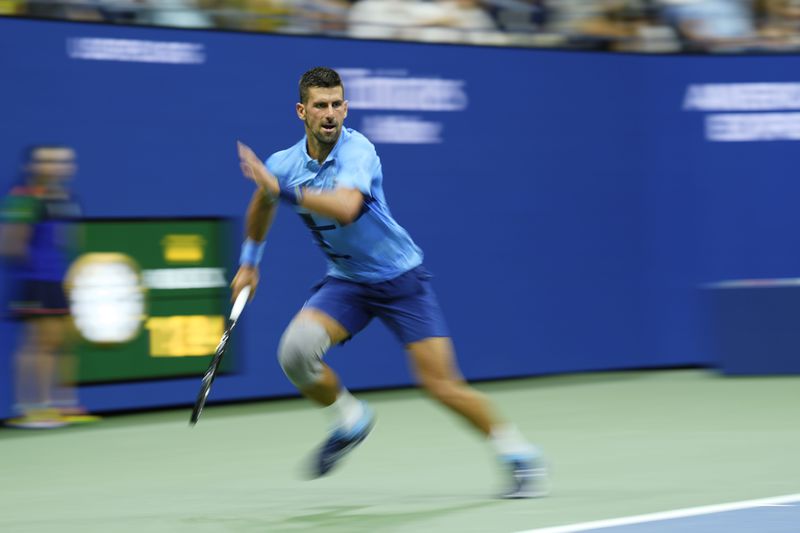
[304,265,449,345]
[7,279,70,319]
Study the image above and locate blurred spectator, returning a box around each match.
[0,145,96,428]
[8,0,800,53]
[758,0,800,49]
[348,0,505,44]
[545,0,664,51]
[487,0,548,34]
[483,0,561,46]
[656,0,758,52]
[347,0,424,40]
[0,0,25,15]
[213,0,291,32]
[138,0,214,27]
[24,0,104,20]
[403,0,507,45]
[288,0,350,35]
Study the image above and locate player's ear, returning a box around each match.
[296,102,306,120]
[343,100,348,119]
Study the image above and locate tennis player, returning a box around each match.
[231,67,546,498]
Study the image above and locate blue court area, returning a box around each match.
[608,505,800,533]
[525,497,800,533]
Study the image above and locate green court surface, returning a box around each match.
[1,369,799,533]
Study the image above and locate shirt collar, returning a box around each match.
[300,127,350,172]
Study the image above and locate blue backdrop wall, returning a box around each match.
[2,18,798,416]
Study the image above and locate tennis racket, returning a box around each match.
[189,285,251,426]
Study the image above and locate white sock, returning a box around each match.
[490,424,537,460]
[324,388,364,432]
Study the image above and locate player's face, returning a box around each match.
[297,86,348,146]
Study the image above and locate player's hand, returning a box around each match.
[231,265,259,303]
[237,141,279,198]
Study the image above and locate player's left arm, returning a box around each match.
[238,141,367,225]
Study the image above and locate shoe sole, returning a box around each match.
[500,464,550,499]
[312,414,375,478]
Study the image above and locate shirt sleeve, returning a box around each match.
[264,155,283,188]
[336,142,378,197]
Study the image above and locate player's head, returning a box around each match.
[298,67,344,104]
[24,145,76,186]
[297,67,348,148]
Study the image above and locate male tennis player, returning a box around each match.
[231,67,546,498]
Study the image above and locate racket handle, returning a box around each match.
[230,285,251,321]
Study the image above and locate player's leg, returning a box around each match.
[14,320,52,411]
[52,319,99,423]
[370,268,497,435]
[407,337,547,498]
[280,307,349,406]
[32,316,64,403]
[17,281,96,426]
[276,279,375,477]
[405,336,494,434]
[8,316,69,428]
[374,266,547,498]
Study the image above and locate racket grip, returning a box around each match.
[230,285,251,321]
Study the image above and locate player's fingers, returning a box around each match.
[230,272,244,300]
[230,271,257,302]
[233,282,256,302]
[242,272,258,301]
[237,141,256,162]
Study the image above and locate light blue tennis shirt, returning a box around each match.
[266,127,423,283]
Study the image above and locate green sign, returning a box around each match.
[67,218,234,384]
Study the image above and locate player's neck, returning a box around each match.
[305,133,337,164]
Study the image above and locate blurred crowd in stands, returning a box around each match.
[3,0,800,53]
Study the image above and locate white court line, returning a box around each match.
[516,493,800,533]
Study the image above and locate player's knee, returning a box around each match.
[277,319,331,388]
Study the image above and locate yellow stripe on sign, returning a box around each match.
[162,234,205,263]
[145,315,224,357]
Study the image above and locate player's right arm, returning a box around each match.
[230,187,277,302]
[238,139,374,225]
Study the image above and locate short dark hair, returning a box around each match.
[299,67,343,103]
